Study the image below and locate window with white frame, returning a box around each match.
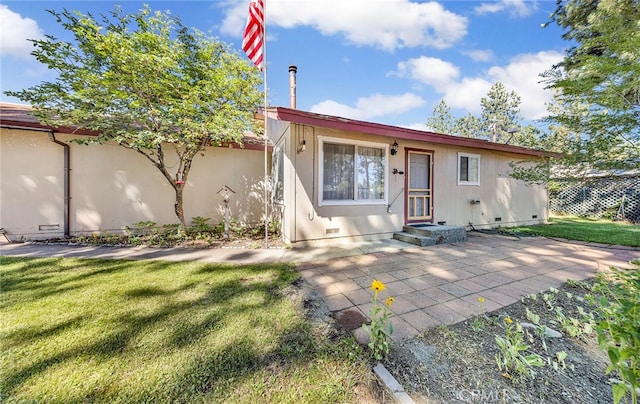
[458,152,480,185]
[319,137,388,205]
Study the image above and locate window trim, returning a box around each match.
[457,152,480,186]
[318,136,389,206]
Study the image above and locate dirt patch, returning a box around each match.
[383,279,614,403]
[336,309,370,331]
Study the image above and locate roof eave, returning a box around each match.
[267,107,558,158]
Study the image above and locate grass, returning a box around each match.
[0,257,374,403]
[510,215,640,247]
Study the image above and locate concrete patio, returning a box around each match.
[295,232,639,343]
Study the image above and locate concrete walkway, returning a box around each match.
[2,233,638,343]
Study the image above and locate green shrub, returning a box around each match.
[125,221,157,236]
[188,216,212,235]
[592,263,640,404]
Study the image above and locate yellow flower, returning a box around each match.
[385,296,395,306]
[371,279,386,293]
[505,317,513,324]
[477,296,485,303]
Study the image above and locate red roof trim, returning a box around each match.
[1,102,269,151]
[0,118,100,136]
[269,107,557,158]
[0,103,100,136]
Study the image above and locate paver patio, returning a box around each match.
[297,233,639,343]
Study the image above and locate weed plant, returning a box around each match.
[495,317,545,383]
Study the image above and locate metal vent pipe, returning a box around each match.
[288,65,297,109]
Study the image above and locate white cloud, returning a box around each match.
[394,57,459,90]
[221,0,468,51]
[310,93,426,121]
[401,122,429,131]
[0,5,44,58]
[393,50,564,120]
[462,49,494,62]
[474,3,504,15]
[486,51,563,119]
[475,0,535,17]
[444,78,494,115]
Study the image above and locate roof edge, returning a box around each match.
[1,102,270,149]
[265,107,559,158]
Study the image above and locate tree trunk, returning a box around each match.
[174,185,186,230]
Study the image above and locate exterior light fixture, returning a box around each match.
[298,130,307,153]
[390,141,398,155]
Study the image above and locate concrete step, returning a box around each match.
[393,224,467,246]
[392,231,436,247]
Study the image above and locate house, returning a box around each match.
[264,68,552,244]
[2,79,553,244]
[0,102,269,240]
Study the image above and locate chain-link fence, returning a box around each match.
[549,175,640,223]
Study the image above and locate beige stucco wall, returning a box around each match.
[0,128,267,240]
[269,121,548,243]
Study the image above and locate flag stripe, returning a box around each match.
[242,0,264,71]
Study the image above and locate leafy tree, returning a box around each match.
[5,6,263,229]
[453,112,482,138]
[542,0,640,171]
[479,83,521,143]
[426,100,482,137]
[426,100,457,134]
[425,84,531,145]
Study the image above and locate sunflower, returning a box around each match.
[385,296,395,306]
[371,279,386,293]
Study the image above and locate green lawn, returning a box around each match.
[511,216,640,247]
[0,257,374,403]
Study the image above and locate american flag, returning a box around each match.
[242,0,264,71]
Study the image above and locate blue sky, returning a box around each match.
[1,0,567,130]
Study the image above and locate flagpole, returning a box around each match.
[242,0,268,248]
[262,0,268,249]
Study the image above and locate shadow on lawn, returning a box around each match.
[0,258,179,306]
[1,258,313,402]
